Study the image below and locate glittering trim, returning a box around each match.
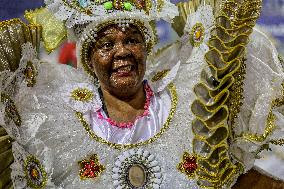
[71,87,94,102]
[76,83,177,149]
[1,93,21,127]
[272,82,284,107]
[23,61,37,87]
[227,59,246,132]
[177,152,197,178]
[151,69,169,82]
[0,18,41,71]
[242,112,276,142]
[24,155,47,189]
[241,81,284,142]
[190,22,205,47]
[78,154,105,179]
[270,138,284,146]
[190,0,262,188]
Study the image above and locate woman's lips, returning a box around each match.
[112,65,134,77]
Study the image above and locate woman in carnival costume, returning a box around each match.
[0,0,284,188]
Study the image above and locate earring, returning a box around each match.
[94,77,100,88]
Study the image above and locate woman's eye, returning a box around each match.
[126,38,139,45]
[101,42,113,49]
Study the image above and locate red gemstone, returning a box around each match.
[183,157,197,172]
[89,171,95,178]
[84,163,91,169]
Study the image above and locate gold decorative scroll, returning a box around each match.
[25,8,67,53]
[191,0,262,188]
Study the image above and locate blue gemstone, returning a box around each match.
[78,0,90,8]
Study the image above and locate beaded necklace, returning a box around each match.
[97,80,153,129]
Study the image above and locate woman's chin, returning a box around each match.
[109,77,141,95]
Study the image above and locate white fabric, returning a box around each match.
[230,28,284,173]
[89,86,171,144]
[1,24,284,189]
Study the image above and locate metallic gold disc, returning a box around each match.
[128,164,146,187]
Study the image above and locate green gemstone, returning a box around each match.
[124,2,132,10]
[104,2,113,10]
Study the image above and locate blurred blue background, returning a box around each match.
[0,0,283,54]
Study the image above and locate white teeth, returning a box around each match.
[117,65,132,72]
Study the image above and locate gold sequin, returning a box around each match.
[71,88,94,102]
[270,138,284,146]
[242,112,276,142]
[190,0,262,188]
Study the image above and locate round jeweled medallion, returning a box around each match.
[24,155,47,189]
[113,149,162,189]
[190,23,205,47]
[128,164,147,187]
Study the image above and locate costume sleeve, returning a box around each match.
[0,18,41,188]
[230,28,284,178]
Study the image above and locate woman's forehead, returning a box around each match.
[97,24,142,38]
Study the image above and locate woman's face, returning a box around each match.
[90,25,147,97]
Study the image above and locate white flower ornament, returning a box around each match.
[184,5,215,51]
[60,83,102,113]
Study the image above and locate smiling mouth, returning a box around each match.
[112,65,135,76]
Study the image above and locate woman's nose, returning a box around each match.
[113,43,131,59]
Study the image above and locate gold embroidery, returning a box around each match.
[242,83,284,142]
[177,152,197,178]
[1,93,21,127]
[24,155,47,189]
[242,112,276,142]
[270,138,284,146]
[71,88,94,102]
[190,0,262,188]
[76,83,177,149]
[190,23,205,47]
[0,18,41,71]
[151,69,169,82]
[23,61,37,87]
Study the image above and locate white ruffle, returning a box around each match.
[231,28,284,172]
